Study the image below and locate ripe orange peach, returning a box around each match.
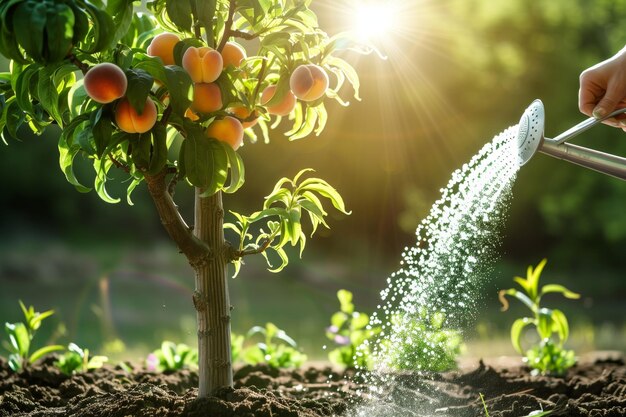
[185,107,199,121]
[227,106,258,128]
[191,83,223,114]
[147,33,180,66]
[289,64,329,101]
[206,116,244,150]
[221,42,246,68]
[260,85,297,116]
[115,97,158,134]
[182,46,223,83]
[84,63,128,104]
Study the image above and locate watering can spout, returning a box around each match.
[516,99,626,181]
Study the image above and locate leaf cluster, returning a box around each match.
[499,259,580,375]
[147,340,198,372]
[55,342,108,375]
[384,309,464,372]
[227,168,349,274]
[241,322,306,368]
[325,289,380,370]
[3,301,64,372]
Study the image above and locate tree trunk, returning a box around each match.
[192,189,233,396]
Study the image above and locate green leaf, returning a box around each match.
[14,64,38,114]
[298,178,350,214]
[81,1,115,53]
[94,157,120,203]
[58,113,91,192]
[330,311,348,329]
[537,308,553,340]
[37,66,62,124]
[44,3,74,63]
[184,123,228,194]
[6,322,29,357]
[539,284,580,300]
[219,140,245,193]
[550,309,569,344]
[527,259,547,300]
[148,123,168,175]
[164,65,192,116]
[510,317,533,354]
[92,108,113,158]
[500,288,535,312]
[325,56,361,101]
[106,0,134,48]
[193,0,216,45]
[29,344,64,363]
[12,1,47,63]
[125,69,154,114]
[337,289,354,314]
[166,0,192,32]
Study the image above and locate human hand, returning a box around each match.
[579,47,626,129]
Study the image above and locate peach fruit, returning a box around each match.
[147,33,180,66]
[221,42,246,68]
[84,63,128,104]
[192,83,223,114]
[206,116,244,150]
[185,107,200,121]
[115,97,158,134]
[182,46,223,83]
[227,106,258,129]
[289,64,329,101]
[260,85,297,116]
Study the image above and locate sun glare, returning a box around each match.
[353,2,396,40]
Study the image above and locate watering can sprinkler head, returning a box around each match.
[515,99,626,181]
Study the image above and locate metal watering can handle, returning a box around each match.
[552,107,626,144]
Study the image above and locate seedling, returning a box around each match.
[499,259,580,375]
[147,341,198,372]
[242,322,306,368]
[55,343,108,375]
[0,0,379,397]
[3,301,64,372]
[384,309,464,372]
[326,289,380,369]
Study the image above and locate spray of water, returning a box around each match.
[351,126,521,416]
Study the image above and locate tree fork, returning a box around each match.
[193,189,232,396]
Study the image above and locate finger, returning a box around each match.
[592,80,623,118]
[579,71,602,116]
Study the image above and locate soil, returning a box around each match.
[1,352,625,417]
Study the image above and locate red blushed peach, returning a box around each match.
[227,106,258,129]
[260,85,297,116]
[147,33,180,66]
[221,42,246,68]
[182,46,223,83]
[289,64,329,101]
[191,82,223,114]
[206,116,244,150]
[115,97,158,134]
[84,63,128,104]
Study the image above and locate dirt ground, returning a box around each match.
[0,352,624,417]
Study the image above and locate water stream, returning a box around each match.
[352,125,521,416]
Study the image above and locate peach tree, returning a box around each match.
[0,0,375,396]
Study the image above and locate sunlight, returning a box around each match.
[353,2,395,41]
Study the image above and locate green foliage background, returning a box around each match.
[2,0,626,356]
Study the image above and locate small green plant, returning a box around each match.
[499,259,580,376]
[3,301,64,372]
[480,393,553,417]
[147,341,198,372]
[231,332,244,364]
[55,343,108,375]
[242,322,306,368]
[384,309,464,372]
[326,289,380,369]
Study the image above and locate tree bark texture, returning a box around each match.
[193,189,233,396]
[144,171,233,396]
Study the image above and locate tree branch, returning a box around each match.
[144,170,210,264]
[217,0,237,52]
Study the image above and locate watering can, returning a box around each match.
[517,99,626,180]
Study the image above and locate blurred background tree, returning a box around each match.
[2,0,626,358]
